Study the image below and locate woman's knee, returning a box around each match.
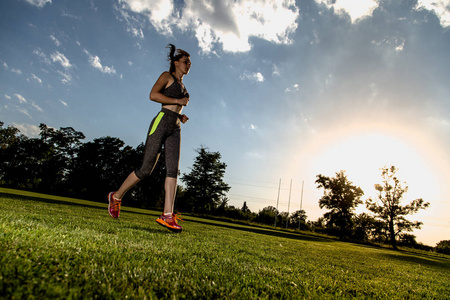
[166,168,179,178]
[135,168,151,179]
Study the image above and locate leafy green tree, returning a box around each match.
[0,121,21,149]
[316,171,364,240]
[254,206,278,226]
[1,122,23,184]
[67,136,132,201]
[435,240,450,255]
[278,211,288,228]
[181,147,230,213]
[353,212,380,242]
[398,233,417,247]
[37,124,85,193]
[289,209,308,230]
[366,166,430,249]
[1,137,49,189]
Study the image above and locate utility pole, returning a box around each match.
[299,180,304,230]
[274,178,281,227]
[286,179,292,228]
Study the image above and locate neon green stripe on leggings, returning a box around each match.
[149,112,164,135]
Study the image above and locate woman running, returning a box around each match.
[108,44,191,232]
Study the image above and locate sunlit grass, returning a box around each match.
[1,187,449,299]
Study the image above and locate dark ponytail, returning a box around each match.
[166,44,190,74]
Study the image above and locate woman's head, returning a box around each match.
[167,44,190,74]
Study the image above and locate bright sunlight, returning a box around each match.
[309,125,440,201]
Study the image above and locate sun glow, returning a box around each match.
[308,125,440,201]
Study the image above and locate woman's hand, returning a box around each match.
[178,97,189,106]
[180,114,189,124]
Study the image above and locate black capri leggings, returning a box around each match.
[135,108,181,179]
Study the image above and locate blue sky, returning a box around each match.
[1,0,449,246]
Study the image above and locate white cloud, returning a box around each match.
[57,70,73,84]
[50,34,61,46]
[11,94,43,114]
[33,48,51,64]
[61,10,82,20]
[118,0,299,53]
[130,27,144,39]
[285,83,300,92]
[11,68,22,75]
[116,5,145,39]
[33,49,73,83]
[272,64,280,76]
[118,0,175,35]
[51,51,72,69]
[14,94,28,104]
[4,94,12,100]
[29,73,43,84]
[17,108,33,119]
[12,123,41,138]
[2,61,22,75]
[316,0,450,28]
[24,0,52,8]
[417,0,450,27]
[83,49,117,74]
[240,71,264,82]
[316,0,378,22]
[31,101,43,112]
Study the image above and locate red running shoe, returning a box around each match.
[156,213,183,232]
[108,192,121,219]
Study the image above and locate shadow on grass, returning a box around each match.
[185,216,336,244]
[1,192,108,212]
[381,252,449,269]
[0,191,160,217]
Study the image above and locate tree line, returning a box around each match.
[1,121,446,252]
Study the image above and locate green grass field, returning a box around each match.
[1,187,449,299]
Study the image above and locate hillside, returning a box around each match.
[1,188,449,299]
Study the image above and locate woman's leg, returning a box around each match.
[155,126,182,231]
[164,177,177,214]
[114,112,165,200]
[163,128,181,213]
[115,171,141,200]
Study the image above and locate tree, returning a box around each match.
[435,240,450,255]
[241,201,250,213]
[289,209,308,230]
[254,206,278,226]
[181,147,230,213]
[316,171,364,240]
[366,166,430,249]
[1,137,49,189]
[67,136,132,201]
[353,212,380,242]
[0,122,23,184]
[37,124,85,193]
[0,121,21,149]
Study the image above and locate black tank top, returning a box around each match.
[161,74,189,99]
